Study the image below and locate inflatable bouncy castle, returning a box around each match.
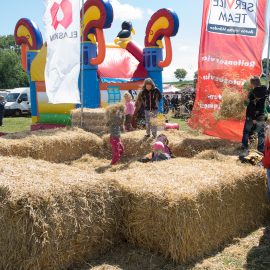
[14,0,179,129]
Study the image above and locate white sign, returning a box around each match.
[207,0,258,36]
[43,0,81,104]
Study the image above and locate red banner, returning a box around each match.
[189,0,267,142]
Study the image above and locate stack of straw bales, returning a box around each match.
[107,158,269,263]
[216,89,247,120]
[0,157,121,269]
[71,109,107,136]
[0,128,102,163]
[0,128,238,163]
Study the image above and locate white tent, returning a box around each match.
[163,84,180,94]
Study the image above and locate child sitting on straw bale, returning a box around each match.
[123,92,135,132]
[105,103,125,165]
[152,141,171,162]
[262,126,270,200]
[139,134,174,163]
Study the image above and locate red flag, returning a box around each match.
[189,0,267,142]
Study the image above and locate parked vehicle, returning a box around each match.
[0,90,10,99]
[4,88,31,116]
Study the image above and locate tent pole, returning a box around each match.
[80,0,85,128]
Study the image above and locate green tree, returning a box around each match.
[0,35,20,54]
[174,68,187,82]
[0,49,29,89]
[0,35,29,89]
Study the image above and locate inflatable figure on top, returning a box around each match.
[14,0,179,130]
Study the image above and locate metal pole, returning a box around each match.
[266,14,270,89]
[80,0,85,127]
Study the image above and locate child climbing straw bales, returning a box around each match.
[105,103,125,165]
[123,92,135,131]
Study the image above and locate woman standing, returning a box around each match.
[138,78,162,138]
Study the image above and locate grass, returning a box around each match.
[169,116,200,135]
[164,80,194,89]
[0,115,193,134]
[0,116,31,133]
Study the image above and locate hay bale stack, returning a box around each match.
[194,150,230,161]
[108,158,269,263]
[0,128,103,163]
[215,89,246,121]
[72,109,107,135]
[170,137,236,158]
[0,157,121,269]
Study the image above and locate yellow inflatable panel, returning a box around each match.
[32,116,38,124]
[84,6,100,32]
[38,103,75,115]
[17,25,33,47]
[148,17,169,44]
[31,44,47,82]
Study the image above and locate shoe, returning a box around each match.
[238,145,248,151]
[239,148,249,158]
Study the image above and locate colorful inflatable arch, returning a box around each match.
[14,0,179,130]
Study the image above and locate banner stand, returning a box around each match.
[80,0,85,128]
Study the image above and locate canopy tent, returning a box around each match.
[163,84,180,94]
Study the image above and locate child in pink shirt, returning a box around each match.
[123,92,135,131]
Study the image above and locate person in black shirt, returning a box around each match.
[241,77,268,153]
[0,96,5,127]
[135,78,162,138]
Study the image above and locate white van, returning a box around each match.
[4,88,31,116]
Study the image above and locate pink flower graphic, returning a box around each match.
[51,0,73,30]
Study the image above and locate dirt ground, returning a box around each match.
[74,223,270,270]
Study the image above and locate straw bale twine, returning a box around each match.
[107,158,269,263]
[0,128,103,163]
[0,156,121,269]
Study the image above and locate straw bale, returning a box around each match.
[0,128,103,163]
[72,109,107,135]
[216,89,246,120]
[90,265,121,270]
[100,130,237,161]
[0,156,121,270]
[106,158,269,263]
[194,150,232,161]
[169,137,237,158]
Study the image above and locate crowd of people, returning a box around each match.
[163,91,195,116]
